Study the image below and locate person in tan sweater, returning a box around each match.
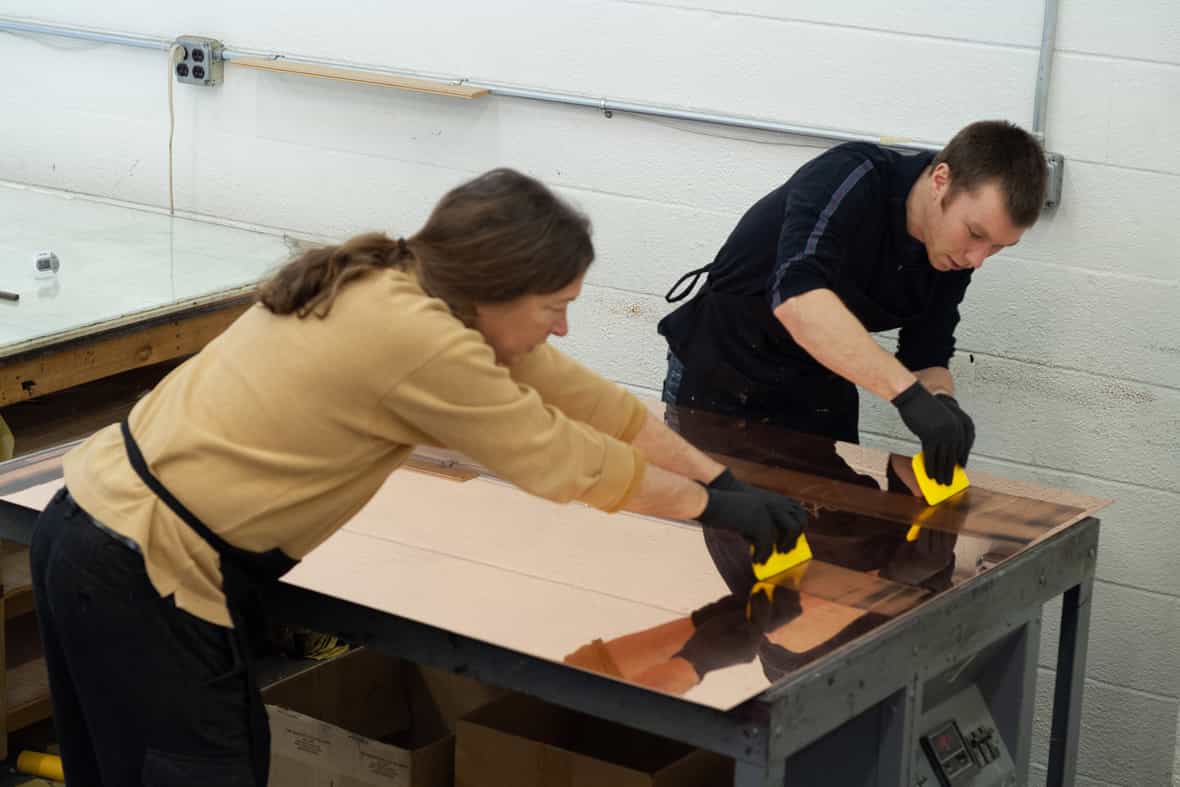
[30,168,807,786]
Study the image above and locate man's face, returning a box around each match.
[472,274,584,364]
[924,166,1026,272]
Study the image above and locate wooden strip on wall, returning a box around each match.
[232,57,489,99]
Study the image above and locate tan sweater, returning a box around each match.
[64,268,648,626]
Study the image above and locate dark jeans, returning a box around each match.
[661,351,861,443]
[30,489,256,786]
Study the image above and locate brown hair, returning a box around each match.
[932,120,1048,227]
[258,168,594,320]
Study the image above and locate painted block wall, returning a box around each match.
[1,2,1177,784]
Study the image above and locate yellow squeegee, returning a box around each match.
[911,452,970,505]
[906,452,970,542]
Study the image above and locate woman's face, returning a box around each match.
[472,273,585,364]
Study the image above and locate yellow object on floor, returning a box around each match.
[911,453,970,506]
[296,629,351,660]
[752,535,813,581]
[16,751,64,782]
[0,413,14,461]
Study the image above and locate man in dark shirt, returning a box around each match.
[658,120,1048,486]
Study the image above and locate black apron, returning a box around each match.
[120,419,298,787]
[661,266,862,441]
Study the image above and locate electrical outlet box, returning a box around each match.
[174,36,224,87]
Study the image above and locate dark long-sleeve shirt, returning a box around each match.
[659,142,972,391]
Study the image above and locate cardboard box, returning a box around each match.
[456,694,733,787]
[267,705,452,787]
[264,648,452,787]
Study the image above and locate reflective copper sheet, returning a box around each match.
[283,469,936,710]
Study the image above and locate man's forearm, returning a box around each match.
[774,289,917,401]
[914,366,955,397]
[630,411,725,484]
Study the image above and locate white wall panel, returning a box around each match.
[957,256,1180,389]
[1049,54,1180,175]
[604,0,1043,46]
[1039,586,1180,698]
[1058,0,1180,65]
[1032,669,1177,785]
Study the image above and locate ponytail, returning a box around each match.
[257,232,412,318]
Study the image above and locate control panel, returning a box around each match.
[921,720,978,784]
[913,686,1015,787]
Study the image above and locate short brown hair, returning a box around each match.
[933,120,1047,226]
[258,168,594,321]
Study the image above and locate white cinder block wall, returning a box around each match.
[2,2,1177,784]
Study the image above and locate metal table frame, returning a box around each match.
[260,516,1097,787]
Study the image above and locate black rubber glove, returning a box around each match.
[891,382,967,486]
[675,601,760,678]
[935,393,975,467]
[696,477,807,564]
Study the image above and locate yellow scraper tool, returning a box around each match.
[910,453,970,506]
[752,534,814,581]
[906,453,970,543]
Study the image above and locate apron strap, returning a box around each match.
[119,419,240,559]
[120,418,288,787]
[664,264,714,303]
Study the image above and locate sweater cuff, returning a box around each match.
[581,441,647,513]
[617,393,649,443]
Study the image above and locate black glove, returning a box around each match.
[935,393,975,466]
[891,382,969,486]
[696,475,806,564]
[675,601,761,678]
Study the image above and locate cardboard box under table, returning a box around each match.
[456,693,732,787]
[263,648,452,787]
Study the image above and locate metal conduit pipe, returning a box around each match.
[0,17,170,51]
[1032,0,1061,141]
[0,15,1064,204]
[472,84,940,152]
